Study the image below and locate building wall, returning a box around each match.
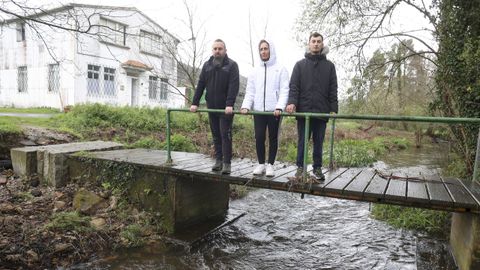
[0,5,184,109]
[0,20,76,109]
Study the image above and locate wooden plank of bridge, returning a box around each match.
[265,164,299,188]
[442,177,478,211]
[405,173,430,204]
[169,151,207,163]
[343,169,376,198]
[424,174,454,209]
[384,170,407,202]
[172,155,214,170]
[323,168,363,197]
[455,178,480,210]
[363,172,389,201]
[322,167,349,186]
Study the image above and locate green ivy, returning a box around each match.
[433,0,480,177]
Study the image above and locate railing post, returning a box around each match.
[166,109,172,165]
[303,115,310,180]
[329,118,336,170]
[474,127,480,182]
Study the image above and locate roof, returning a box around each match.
[121,60,152,71]
[1,3,180,43]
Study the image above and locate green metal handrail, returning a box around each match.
[166,108,480,181]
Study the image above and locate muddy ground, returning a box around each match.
[0,127,156,269]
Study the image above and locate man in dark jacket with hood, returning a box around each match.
[190,39,240,174]
[286,32,338,181]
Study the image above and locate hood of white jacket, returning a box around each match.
[258,39,277,67]
[241,40,290,112]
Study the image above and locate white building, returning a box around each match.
[0,3,186,110]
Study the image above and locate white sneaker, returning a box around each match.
[253,164,265,175]
[265,164,275,177]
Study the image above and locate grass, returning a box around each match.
[120,224,145,247]
[0,107,61,113]
[371,204,451,234]
[0,118,22,134]
[45,211,92,232]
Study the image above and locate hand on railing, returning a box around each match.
[240,108,249,114]
[225,106,234,115]
[274,109,282,117]
[190,105,198,112]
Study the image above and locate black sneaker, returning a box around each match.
[212,160,222,171]
[222,163,231,174]
[313,168,325,181]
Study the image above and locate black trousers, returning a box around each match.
[208,112,234,164]
[254,115,281,164]
[296,118,327,169]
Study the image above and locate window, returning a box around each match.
[103,67,116,96]
[140,31,161,55]
[99,18,126,46]
[148,76,158,99]
[87,64,100,95]
[160,78,168,100]
[16,23,25,41]
[17,66,27,92]
[48,64,59,92]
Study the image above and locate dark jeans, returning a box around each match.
[296,118,327,169]
[254,115,281,164]
[208,112,234,164]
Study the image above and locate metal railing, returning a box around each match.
[166,108,480,181]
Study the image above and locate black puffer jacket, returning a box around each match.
[192,55,240,109]
[288,48,338,114]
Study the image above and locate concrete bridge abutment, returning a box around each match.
[450,213,480,270]
[11,142,230,234]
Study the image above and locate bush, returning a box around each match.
[130,136,163,150]
[161,133,197,152]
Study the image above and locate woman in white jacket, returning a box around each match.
[241,39,289,177]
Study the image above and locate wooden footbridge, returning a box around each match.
[80,148,480,214]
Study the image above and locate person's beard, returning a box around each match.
[214,55,224,67]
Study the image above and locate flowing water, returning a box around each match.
[76,143,458,269]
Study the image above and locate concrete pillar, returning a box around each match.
[450,213,480,270]
[10,146,42,177]
[67,156,230,234]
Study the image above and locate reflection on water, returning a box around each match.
[77,143,457,270]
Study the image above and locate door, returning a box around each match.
[131,78,138,106]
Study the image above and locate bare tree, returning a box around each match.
[295,0,439,70]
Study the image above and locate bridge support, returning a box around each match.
[67,155,230,234]
[450,213,480,270]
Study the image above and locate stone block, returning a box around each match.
[10,146,44,177]
[35,141,123,187]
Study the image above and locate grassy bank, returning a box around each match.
[371,205,451,235]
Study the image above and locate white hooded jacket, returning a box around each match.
[241,40,289,112]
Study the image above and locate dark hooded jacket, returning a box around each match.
[288,47,338,114]
[192,54,240,109]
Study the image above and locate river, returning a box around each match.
[75,143,457,269]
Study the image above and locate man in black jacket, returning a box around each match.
[190,39,240,174]
[286,32,338,181]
